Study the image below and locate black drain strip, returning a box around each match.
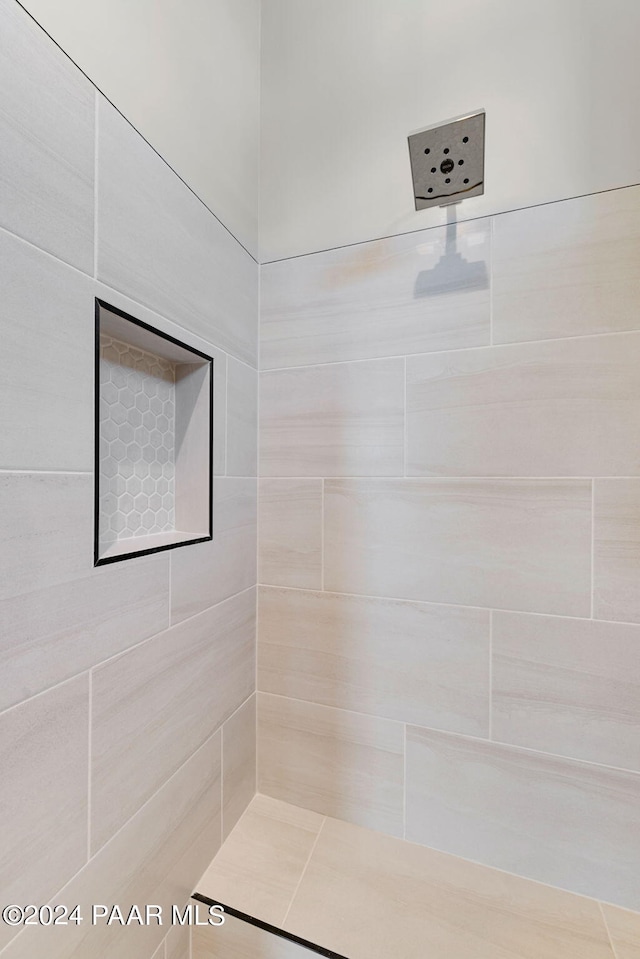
[192,892,350,958]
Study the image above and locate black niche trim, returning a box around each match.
[192,893,351,959]
[94,297,214,567]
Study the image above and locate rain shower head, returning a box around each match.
[408,111,485,210]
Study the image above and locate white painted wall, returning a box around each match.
[260,0,640,261]
[20,0,260,256]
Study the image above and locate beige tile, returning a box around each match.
[91,589,255,852]
[0,472,171,714]
[1,732,222,959]
[222,694,257,840]
[0,0,94,272]
[601,904,640,959]
[227,358,258,476]
[594,480,640,624]
[493,186,640,344]
[171,477,257,624]
[407,333,640,476]
[406,725,640,908]
[197,793,324,926]
[98,96,257,365]
[0,231,95,471]
[493,612,640,772]
[258,693,404,836]
[0,471,91,601]
[285,816,615,959]
[259,586,490,736]
[324,478,591,616]
[0,675,89,953]
[258,480,322,589]
[260,218,491,369]
[259,359,404,476]
[194,913,311,958]
[165,924,190,959]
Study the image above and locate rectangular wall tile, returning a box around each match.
[324,479,591,615]
[0,675,89,953]
[0,0,94,272]
[0,231,95,470]
[226,357,258,476]
[260,218,491,369]
[2,732,222,959]
[601,905,640,959]
[258,479,322,588]
[91,589,255,853]
[406,726,640,909]
[170,477,257,624]
[493,186,640,344]
[594,479,640,623]
[198,794,324,926]
[492,611,640,771]
[285,816,615,959]
[407,332,640,476]
[0,472,170,712]
[260,359,404,476]
[258,692,404,836]
[97,96,257,364]
[259,587,490,736]
[222,694,257,840]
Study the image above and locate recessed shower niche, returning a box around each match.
[94,299,213,565]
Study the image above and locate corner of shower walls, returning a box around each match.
[0,3,258,958]
[255,181,640,912]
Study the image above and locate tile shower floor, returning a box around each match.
[193,794,640,959]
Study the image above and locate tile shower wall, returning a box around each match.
[0,3,257,958]
[257,183,640,910]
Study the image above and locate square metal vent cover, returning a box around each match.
[408,111,485,210]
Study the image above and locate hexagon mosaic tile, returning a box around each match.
[99,334,176,546]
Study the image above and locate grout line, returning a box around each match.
[257,582,615,624]
[0,468,93,476]
[260,180,640,265]
[14,0,258,264]
[320,479,325,590]
[168,552,172,628]
[224,356,230,475]
[281,817,327,928]
[93,88,99,280]
[403,356,407,478]
[0,726,226,959]
[260,689,640,778]
[402,723,407,840]
[0,220,95,280]
[489,216,494,346]
[0,218,258,375]
[220,721,225,843]
[591,478,596,619]
[0,585,258,724]
[87,670,93,861]
[488,609,493,740]
[237,475,640,481]
[598,901,620,959]
[260,324,640,373]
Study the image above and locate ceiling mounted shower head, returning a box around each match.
[408,110,485,210]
